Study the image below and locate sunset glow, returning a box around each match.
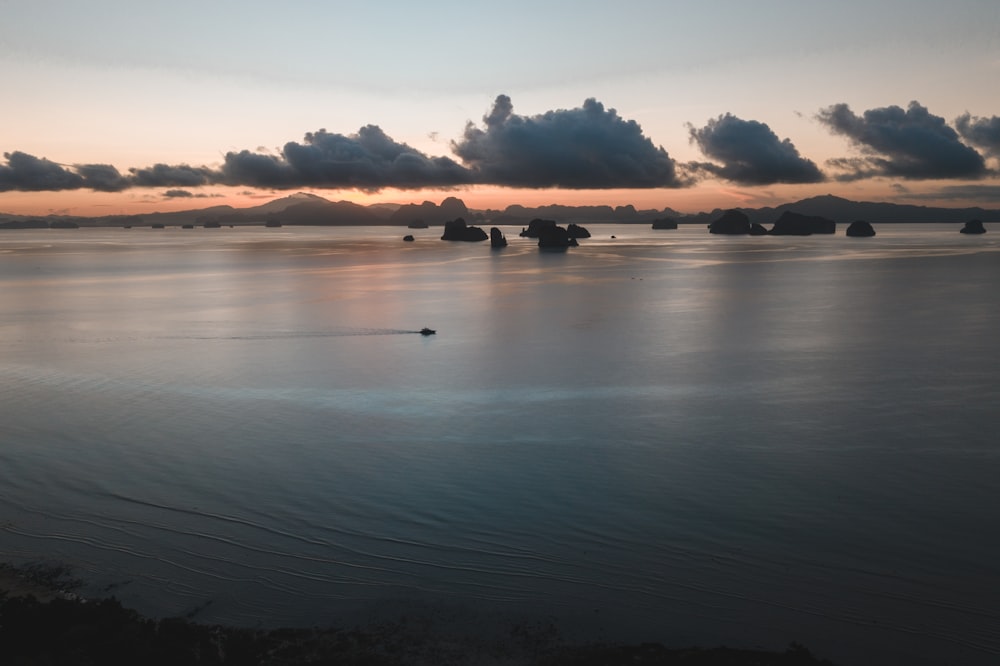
[4,4,1000,664]
[3,1,999,217]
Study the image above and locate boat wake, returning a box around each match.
[157,328,428,341]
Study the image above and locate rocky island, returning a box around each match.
[960,219,986,234]
[490,226,508,248]
[708,210,751,235]
[846,220,876,237]
[440,217,488,241]
[537,224,579,250]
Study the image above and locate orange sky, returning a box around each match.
[4,3,999,219]
[0,180,957,219]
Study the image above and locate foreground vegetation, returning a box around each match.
[1,563,834,665]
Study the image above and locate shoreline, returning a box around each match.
[0,562,836,665]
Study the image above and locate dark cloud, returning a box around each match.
[220,126,473,190]
[955,113,1000,157]
[218,151,291,188]
[687,114,824,185]
[162,189,221,199]
[452,95,684,188]
[1,152,210,192]
[129,163,217,188]
[2,126,473,193]
[1,151,86,191]
[817,101,988,180]
[74,163,130,191]
[8,97,991,195]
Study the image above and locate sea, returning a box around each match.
[1,223,998,665]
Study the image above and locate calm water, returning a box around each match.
[1,224,998,664]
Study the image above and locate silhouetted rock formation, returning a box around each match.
[769,211,836,235]
[10,192,1000,230]
[403,234,415,242]
[749,223,768,236]
[519,218,558,238]
[567,223,591,239]
[537,224,578,250]
[407,220,428,229]
[490,227,508,248]
[391,197,469,226]
[651,217,678,229]
[846,220,876,237]
[709,210,751,235]
[960,219,986,234]
[440,217,488,241]
[49,220,80,229]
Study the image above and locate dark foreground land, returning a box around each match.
[1,563,835,666]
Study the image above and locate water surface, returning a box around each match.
[2,224,999,665]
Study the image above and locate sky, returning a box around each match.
[2,0,999,216]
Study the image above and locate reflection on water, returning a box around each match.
[1,225,999,665]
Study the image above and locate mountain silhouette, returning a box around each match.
[3,193,999,228]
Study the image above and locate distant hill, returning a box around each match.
[191,194,391,226]
[244,192,329,216]
[388,196,470,226]
[3,193,999,228]
[682,195,1000,226]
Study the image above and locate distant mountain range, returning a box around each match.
[2,193,999,228]
[684,194,1000,226]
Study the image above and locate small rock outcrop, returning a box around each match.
[651,217,678,229]
[537,225,578,250]
[403,234,415,242]
[749,223,769,236]
[441,217,488,242]
[566,223,591,239]
[519,218,558,238]
[490,227,508,248]
[846,220,876,237]
[709,210,751,235]
[769,211,836,235]
[960,219,986,234]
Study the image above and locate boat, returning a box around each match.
[420,328,436,336]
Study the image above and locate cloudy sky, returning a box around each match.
[2,0,999,216]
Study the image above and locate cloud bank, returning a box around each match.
[818,101,988,180]
[955,113,1000,158]
[2,97,684,192]
[220,126,473,190]
[687,114,824,185]
[453,95,684,188]
[130,163,217,188]
[4,97,998,195]
[0,151,129,192]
